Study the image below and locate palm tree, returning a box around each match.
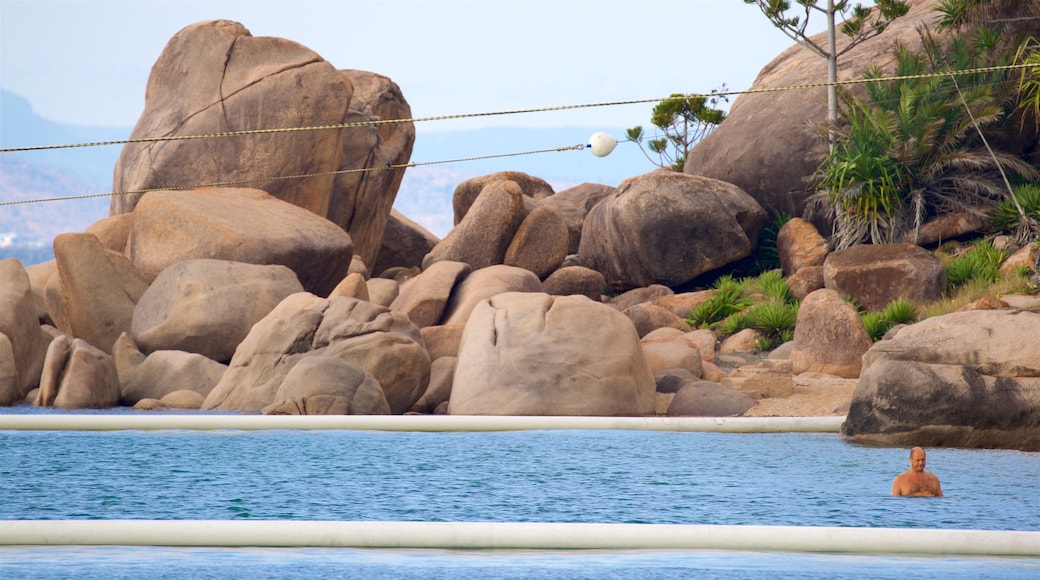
[812,29,1038,248]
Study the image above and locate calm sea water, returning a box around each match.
[1,421,1038,578]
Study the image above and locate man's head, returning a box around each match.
[909,447,927,472]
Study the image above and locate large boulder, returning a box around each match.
[50,233,150,354]
[440,265,542,326]
[503,204,569,279]
[128,188,353,296]
[790,288,872,378]
[35,336,120,409]
[261,355,391,415]
[578,170,767,290]
[541,266,606,300]
[841,310,1040,451]
[683,0,950,216]
[423,180,527,270]
[823,243,945,311]
[329,69,415,267]
[372,209,439,276]
[113,332,227,405]
[540,182,614,253]
[667,380,756,417]
[777,217,829,277]
[0,259,52,404]
[112,20,350,215]
[203,294,429,414]
[449,292,655,416]
[112,20,414,256]
[390,261,471,328]
[452,171,554,224]
[131,259,303,361]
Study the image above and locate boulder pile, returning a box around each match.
[3,14,1038,451]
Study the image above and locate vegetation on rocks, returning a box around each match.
[811,27,1039,249]
[626,89,728,171]
[686,270,800,350]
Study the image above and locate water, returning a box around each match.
[1,427,1038,578]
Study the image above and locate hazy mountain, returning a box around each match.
[1,88,656,263]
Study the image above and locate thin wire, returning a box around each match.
[0,144,587,206]
[0,62,1031,154]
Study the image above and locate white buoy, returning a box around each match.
[0,414,846,433]
[587,132,618,157]
[2,520,1038,556]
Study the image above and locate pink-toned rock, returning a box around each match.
[453,171,554,224]
[843,310,1040,451]
[112,20,351,216]
[578,170,766,290]
[0,258,52,404]
[366,278,399,307]
[330,69,415,268]
[787,265,825,301]
[203,294,429,414]
[610,285,674,311]
[777,217,829,276]
[791,289,872,378]
[823,243,945,311]
[420,324,465,361]
[112,332,227,405]
[329,272,369,301]
[111,20,414,262]
[701,361,724,382]
[652,291,713,319]
[423,180,528,270]
[541,266,606,300]
[373,209,439,276]
[640,330,703,377]
[503,204,569,279]
[409,356,455,413]
[35,336,120,409]
[347,255,369,280]
[1000,243,1038,276]
[85,214,133,254]
[720,329,762,353]
[450,293,655,416]
[540,182,614,253]
[906,210,989,246]
[131,259,304,361]
[261,355,390,415]
[51,233,150,354]
[390,261,471,328]
[441,265,542,326]
[624,303,692,338]
[667,380,756,417]
[129,188,353,296]
[160,389,206,409]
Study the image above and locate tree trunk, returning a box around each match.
[827,0,838,150]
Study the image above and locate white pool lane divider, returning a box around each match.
[1,520,1037,556]
[0,414,845,432]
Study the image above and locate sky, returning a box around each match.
[0,0,827,133]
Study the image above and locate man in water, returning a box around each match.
[891,446,943,497]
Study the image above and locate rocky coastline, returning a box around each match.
[2,7,1039,451]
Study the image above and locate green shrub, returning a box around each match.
[945,240,1008,291]
[744,302,800,350]
[881,298,918,326]
[685,275,752,329]
[861,298,919,342]
[861,311,887,342]
[757,270,795,305]
[991,183,1040,232]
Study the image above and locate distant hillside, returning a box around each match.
[1,88,656,261]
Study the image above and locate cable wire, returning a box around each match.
[0,62,1031,154]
